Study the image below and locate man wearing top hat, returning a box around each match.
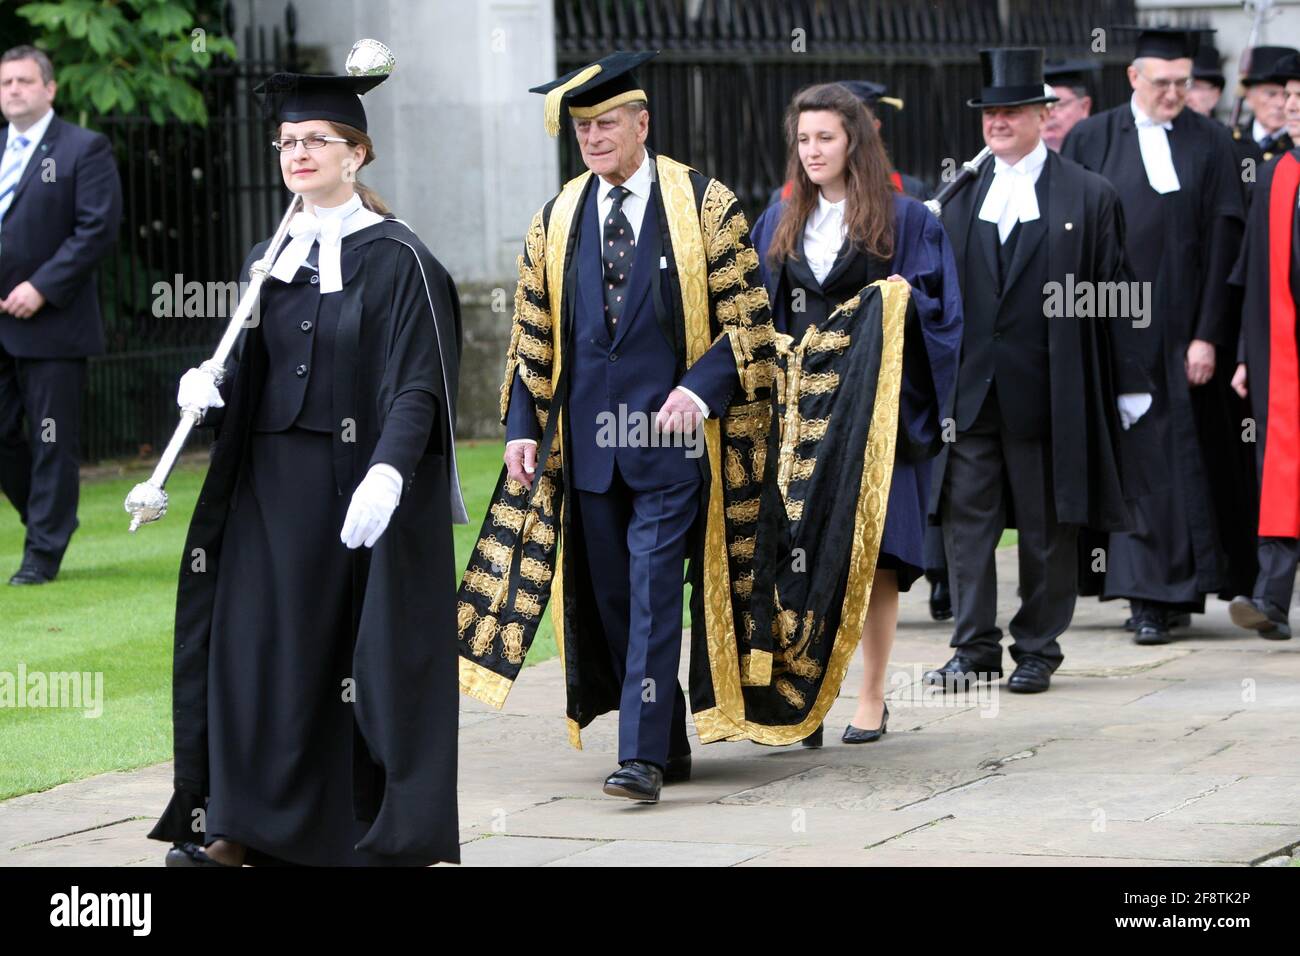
[1063,27,1255,645]
[457,51,780,803]
[924,48,1139,694]
[1043,59,1098,152]
[1231,45,1300,168]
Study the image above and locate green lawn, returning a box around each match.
[0,440,552,800]
[0,439,1013,800]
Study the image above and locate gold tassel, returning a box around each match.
[544,64,603,136]
[880,95,904,111]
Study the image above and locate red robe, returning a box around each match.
[1232,149,1300,536]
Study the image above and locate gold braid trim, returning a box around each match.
[516,331,554,365]
[725,498,761,524]
[740,650,773,687]
[696,279,910,746]
[809,329,851,352]
[661,158,744,726]
[799,371,841,395]
[459,657,513,709]
[800,417,829,442]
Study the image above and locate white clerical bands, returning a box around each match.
[1135,118,1181,194]
[977,164,1041,243]
[269,195,384,292]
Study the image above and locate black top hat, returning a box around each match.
[1192,33,1225,88]
[255,72,389,132]
[967,48,1059,108]
[1044,59,1099,97]
[839,80,904,113]
[1242,45,1300,86]
[1267,51,1300,85]
[529,50,657,136]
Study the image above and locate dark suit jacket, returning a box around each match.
[0,114,123,358]
[505,165,738,494]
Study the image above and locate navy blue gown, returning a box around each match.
[751,194,963,590]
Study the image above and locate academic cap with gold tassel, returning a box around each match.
[529,50,658,137]
[839,80,905,114]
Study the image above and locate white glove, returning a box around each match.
[340,463,403,549]
[1117,393,1153,431]
[177,367,224,418]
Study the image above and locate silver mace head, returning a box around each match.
[125,481,168,533]
[345,38,395,76]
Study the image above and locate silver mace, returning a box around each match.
[123,194,302,531]
[124,37,395,532]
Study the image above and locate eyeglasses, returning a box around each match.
[270,134,350,152]
[1137,72,1192,93]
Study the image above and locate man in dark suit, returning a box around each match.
[500,52,760,802]
[0,45,121,584]
[927,48,1143,694]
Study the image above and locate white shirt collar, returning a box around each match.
[312,193,362,220]
[1252,118,1280,143]
[1130,94,1172,130]
[598,150,653,205]
[811,190,846,230]
[991,138,1048,177]
[7,108,54,150]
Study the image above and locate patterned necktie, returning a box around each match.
[603,185,636,331]
[0,136,32,226]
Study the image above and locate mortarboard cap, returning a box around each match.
[529,50,657,137]
[839,80,904,113]
[1115,25,1203,61]
[1044,59,1099,95]
[255,38,393,133]
[1192,32,1225,87]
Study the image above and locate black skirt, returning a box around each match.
[205,427,385,866]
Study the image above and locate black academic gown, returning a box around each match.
[148,218,465,866]
[930,148,1134,536]
[1063,104,1256,605]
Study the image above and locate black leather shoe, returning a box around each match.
[1133,613,1170,645]
[923,654,1002,691]
[1125,611,1190,631]
[800,724,824,748]
[1007,657,1053,693]
[8,564,53,586]
[164,841,237,867]
[929,579,953,621]
[1228,596,1292,640]
[842,703,888,743]
[603,760,663,802]
[664,752,692,783]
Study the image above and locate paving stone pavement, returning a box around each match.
[3,548,1298,867]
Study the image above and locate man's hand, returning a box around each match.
[0,282,46,320]
[1231,362,1248,399]
[1186,339,1215,386]
[505,439,537,491]
[654,387,704,435]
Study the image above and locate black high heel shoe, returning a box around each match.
[842,702,888,744]
[164,841,239,867]
[800,723,824,748]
